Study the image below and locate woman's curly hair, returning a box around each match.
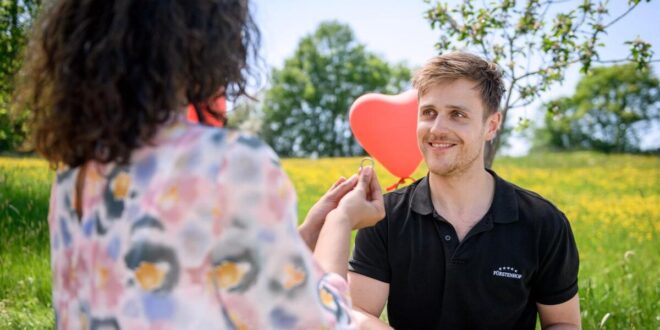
[17,0,259,168]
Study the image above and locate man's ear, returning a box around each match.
[485,111,502,141]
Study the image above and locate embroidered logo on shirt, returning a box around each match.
[493,266,522,279]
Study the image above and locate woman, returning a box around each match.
[18,0,385,328]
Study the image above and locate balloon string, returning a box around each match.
[386,177,415,192]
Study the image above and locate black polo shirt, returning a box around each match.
[349,170,579,329]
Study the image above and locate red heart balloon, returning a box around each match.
[349,90,422,179]
[187,96,227,127]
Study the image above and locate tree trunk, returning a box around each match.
[484,134,500,169]
[487,74,515,169]
[485,107,508,169]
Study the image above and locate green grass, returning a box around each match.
[1,152,658,329]
[0,158,54,329]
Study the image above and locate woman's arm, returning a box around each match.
[314,166,385,278]
[299,175,358,250]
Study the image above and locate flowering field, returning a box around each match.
[1,153,658,328]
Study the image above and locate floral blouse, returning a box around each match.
[48,117,354,329]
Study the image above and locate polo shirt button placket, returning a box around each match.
[444,235,451,241]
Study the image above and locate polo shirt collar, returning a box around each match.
[410,169,519,224]
[410,175,434,215]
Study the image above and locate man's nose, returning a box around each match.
[429,116,450,134]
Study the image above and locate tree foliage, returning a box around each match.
[226,93,264,134]
[262,21,410,157]
[424,0,656,165]
[540,64,659,153]
[0,0,41,152]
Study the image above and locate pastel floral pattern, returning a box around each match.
[48,116,354,329]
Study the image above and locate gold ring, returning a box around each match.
[360,157,375,169]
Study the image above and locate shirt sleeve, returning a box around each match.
[208,133,354,329]
[348,210,390,283]
[532,210,579,305]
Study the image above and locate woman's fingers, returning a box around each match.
[327,174,358,201]
[368,168,383,202]
[329,176,346,190]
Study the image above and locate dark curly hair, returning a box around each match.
[17,0,259,168]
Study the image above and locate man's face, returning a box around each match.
[416,78,500,177]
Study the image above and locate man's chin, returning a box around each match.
[426,163,459,177]
[430,169,458,177]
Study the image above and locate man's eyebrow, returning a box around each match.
[419,104,472,112]
[446,104,471,112]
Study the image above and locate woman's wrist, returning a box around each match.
[326,208,353,228]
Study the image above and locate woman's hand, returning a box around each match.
[299,175,359,249]
[314,166,385,277]
[329,166,385,230]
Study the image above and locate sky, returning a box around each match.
[250,0,660,155]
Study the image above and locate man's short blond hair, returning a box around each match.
[412,52,505,117]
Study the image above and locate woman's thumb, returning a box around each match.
[358,166,373,191]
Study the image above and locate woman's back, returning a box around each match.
[19,0,387,328]
[48,118,352,329]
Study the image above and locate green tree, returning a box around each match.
[424,0,657,166]
[539,64,659,153]
[262,21,410,157]
[0,0,41,152]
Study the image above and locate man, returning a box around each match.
[348,52,580,329]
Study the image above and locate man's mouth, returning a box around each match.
[428,142,456,149]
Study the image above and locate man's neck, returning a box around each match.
[428,165,495,231]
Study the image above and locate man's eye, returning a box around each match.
[422,109,436,116]
[453,111,466,118]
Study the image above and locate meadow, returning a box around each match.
[1,152,658,329]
